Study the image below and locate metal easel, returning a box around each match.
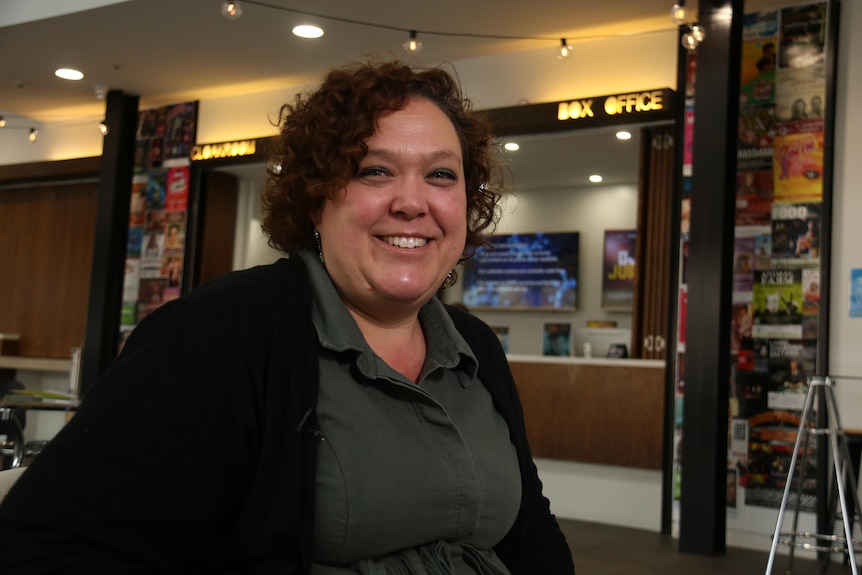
[765,376,861,575]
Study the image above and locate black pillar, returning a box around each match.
[80,90,139,396]
[678,0,743,556]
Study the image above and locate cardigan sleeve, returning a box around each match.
[0,260,315,575]
[445,306,576,574]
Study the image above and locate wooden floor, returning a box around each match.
[558,519,857,574]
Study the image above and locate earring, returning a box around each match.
[441,269,457,289]
[313,229,324,264]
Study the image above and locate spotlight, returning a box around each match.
[222,1,242,20]
[292,24,324,38]
[55,68,84,81]
[403,31,423,53]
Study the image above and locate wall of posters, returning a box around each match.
[601,229,636,310]
[461,232,579,310]
[120,102,198,345]
[730,3,827,513]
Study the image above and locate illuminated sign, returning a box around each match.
[481,88,675,136]
[558,90,666,122]
[190,140,258,161]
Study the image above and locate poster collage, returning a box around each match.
[674,3,828,512]
[120,102,198,347]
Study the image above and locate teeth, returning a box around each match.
[383,236,428,248]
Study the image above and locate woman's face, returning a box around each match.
[313,97,467,318]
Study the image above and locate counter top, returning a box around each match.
[507,354,665,369]
[0,355,71,372]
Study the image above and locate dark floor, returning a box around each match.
[558,519,857,574]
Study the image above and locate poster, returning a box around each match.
[542,323,571,357]
[461,232,579,310]
[601,229,636,310]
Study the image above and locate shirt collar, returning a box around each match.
[296,248,477,384]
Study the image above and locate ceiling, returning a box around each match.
[0,0,691,188]
[0,0,683,125]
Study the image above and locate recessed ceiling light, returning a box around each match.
[55,68,84,81]
[292,25,324,39]
[616,130,632,140]
[589,174,603,183]
[504,142,520,152]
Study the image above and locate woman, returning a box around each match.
[0,61,574,574]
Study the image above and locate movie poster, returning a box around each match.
[601,229,636,310]
[752,268,803,339]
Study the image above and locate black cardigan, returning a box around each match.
[0,257,574,574]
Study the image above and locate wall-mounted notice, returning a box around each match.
[851,268,862,318]
[461,232,579,310]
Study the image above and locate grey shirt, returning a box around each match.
[298,249,521,574]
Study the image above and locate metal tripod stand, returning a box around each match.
[765,376,861,575]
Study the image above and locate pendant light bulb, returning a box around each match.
[670,3,688,25]
[403,30,423,53]
[681,31,699,52]
[691,24,706,43]
[98,120,109,136]
[222,1,242,20]
[0,117,6,128]
[558,39,573,60]
[29,128,38,142]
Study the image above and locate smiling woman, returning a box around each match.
[0,61,575,575]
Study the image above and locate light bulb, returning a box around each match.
[0,117,6,128]
[403,31,423,53]
[558,39,573,60]
[670,3,688,25]
[98,121,109,135]
[29,128,37,142]
[681,32,699,51]
[691,24,706,43]
[221,1,242,20]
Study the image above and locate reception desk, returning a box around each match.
[507,355,666,470]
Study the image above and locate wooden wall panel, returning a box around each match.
[0,183,98,358]
[509,360,665,469]
[193,171,238,287]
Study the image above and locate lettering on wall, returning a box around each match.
[558,90,666,123]
[190,140,257,161]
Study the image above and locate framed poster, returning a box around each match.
[461,232,579,310]
[601,229,636,310]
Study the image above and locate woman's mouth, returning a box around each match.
[381,236,428,249]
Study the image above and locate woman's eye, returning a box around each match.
[429,169,457,181]
[358,166,389,177]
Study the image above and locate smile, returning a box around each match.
[381,236,428,249]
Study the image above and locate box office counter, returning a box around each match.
[506,354,666,470]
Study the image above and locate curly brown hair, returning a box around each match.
[260,60,503,259]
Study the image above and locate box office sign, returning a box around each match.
[480,88,676,135]
[461,232,579,311]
